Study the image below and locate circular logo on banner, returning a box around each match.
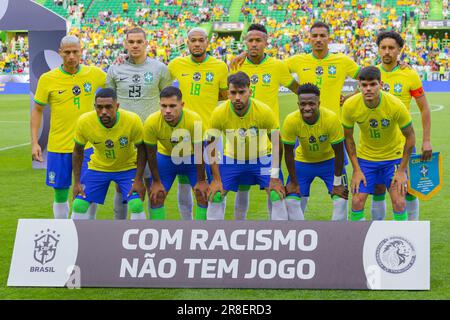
[376,237,416,274]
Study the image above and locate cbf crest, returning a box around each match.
[119,136,129,148]
[144,72,153,84]
[34,229,60,265]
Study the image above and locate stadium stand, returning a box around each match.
[0,0,448,80]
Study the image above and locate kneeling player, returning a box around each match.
[282,83,348,220]
[206,72,287,220]
[342,67,416,221]
[71,88,146,220]
[143,86,209,220]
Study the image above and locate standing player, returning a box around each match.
[143,87,209,220]
[107,27,172,219]
[206,72,287,220]
[31,35,106,219]
[371,30,432,221]
[282,84,348,220]
[342,67,416,221]
[229,23,299,220]
[168,27,228,220]
[71,88,146,220]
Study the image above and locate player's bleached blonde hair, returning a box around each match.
[187,27,208,39]
[60,35,81,48]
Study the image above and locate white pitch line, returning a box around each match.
[410,104,444,115]
[0,142,30,152]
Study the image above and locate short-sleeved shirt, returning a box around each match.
[286,52,360,116]
[107,57,172,122]
[168,55,228,125]
[378,64,425,109]
[341,92,412,161]
[34,65,106,153]
[232,55,295,125]
[143,108,204,157]
[281,108,344,163]
[74,109,143,172]
[209,98,278,160]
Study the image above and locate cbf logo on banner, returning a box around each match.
[8,220,430,290]
[408,152,443,200]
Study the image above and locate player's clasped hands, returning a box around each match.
[331,185,349,200]
[194,180,209,204]
[149,181,167,204]
[207,179,226,202]
[269,178,286,199]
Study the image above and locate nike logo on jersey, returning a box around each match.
[302,68,311,71]
[93,141,101,144]
[181,74,189,76]
[58,90,66,94]
[119,77,128,81]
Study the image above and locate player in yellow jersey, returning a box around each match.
[282,84,348,221]
[31,35,106,219]
[206,72,287,220]
[370,31,432,221]
[143,86,209,220]
[168,28,228,220]
[230,24,299,220]
[285,22,360,116]
[342,67,416,221]
[71,88,146,220]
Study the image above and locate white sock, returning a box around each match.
[53,202,69,219]
[130,212,147,220]
[371,199,387,220]
[114,191,128,220]
[71,211,90,220]
[270,199,288,220]
[178,183,193,220]
[234,190,249,220]
[286,195,304,220]
[300,196,309,215]
[332,196,348,221]
[206,201,225,220]
[406,197,420,220]
[86,203,98,220]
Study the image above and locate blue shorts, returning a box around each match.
[157,153,199,192]
[287,158,347,197]
[76,168,139,204]
[358,158,402,194]
[46,148,92,189]
[220,155,283,192]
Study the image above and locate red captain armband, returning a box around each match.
[410,87,425,98]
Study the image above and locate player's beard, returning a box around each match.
[191,49,206,58]
[382,55,393,64]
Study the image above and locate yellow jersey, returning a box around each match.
[74,110,143,172]
[143,108,204,157]
[168,55,228,124]
[34,65,106,153]
[341,92,412,161]
[281,108,344,163]
[378,64,425,109]
[285,52,360,116]
[233,55,295,125]
[209,98,278,160]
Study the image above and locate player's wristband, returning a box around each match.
[270,168,280,179]
[333,175,342,186]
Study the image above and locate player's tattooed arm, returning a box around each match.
[129,143,147,201]
[344,127,366,194]
[72,143,86,199]
[393,124,416,196]
[218,88,229,101]
[331,141,349,199]
[284,143,300,195]
[145,144,167,202]
[414,94,432,161]
[31,103,45,162]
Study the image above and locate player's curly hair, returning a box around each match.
[247,23,268,35]
[376,30,404,48]
[297,83,320,96]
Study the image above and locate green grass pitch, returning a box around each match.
[0,93,449,299]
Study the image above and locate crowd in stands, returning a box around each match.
[0,0,448,80]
